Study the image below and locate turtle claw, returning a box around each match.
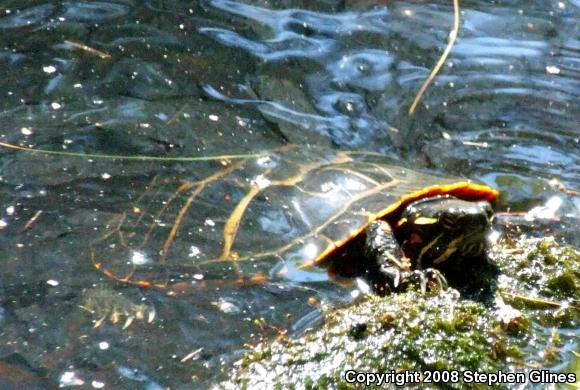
[368,265,447,296]
[409,268,448,293]
[365,265,402,296]
[390,267,401,289]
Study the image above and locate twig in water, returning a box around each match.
[64,40,111,60]
[21,210,43,232]
[408,0,460,114]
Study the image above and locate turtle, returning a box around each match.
[91,146,498,294]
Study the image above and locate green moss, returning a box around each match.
[495,237,580,303]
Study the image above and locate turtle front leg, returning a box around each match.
[363,220,447,295]
[363,220,410,294]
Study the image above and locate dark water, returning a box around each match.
[0,0,578,388]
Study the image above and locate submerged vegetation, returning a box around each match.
[219,237,579,389]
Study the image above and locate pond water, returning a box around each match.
[0,0,578,388]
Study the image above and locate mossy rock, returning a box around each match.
[217,237,579,389]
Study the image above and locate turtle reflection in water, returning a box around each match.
[92,147,498,295]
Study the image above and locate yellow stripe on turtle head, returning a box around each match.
[413,217,438,225]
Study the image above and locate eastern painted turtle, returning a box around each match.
[92,146,498,293]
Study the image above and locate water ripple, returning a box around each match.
[0,4,56,29]
[208,0,390,35]
[63,1,131,22]
[200,27,335,60]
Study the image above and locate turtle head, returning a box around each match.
[393,196,493,269]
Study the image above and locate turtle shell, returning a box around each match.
[91,146,498,289]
